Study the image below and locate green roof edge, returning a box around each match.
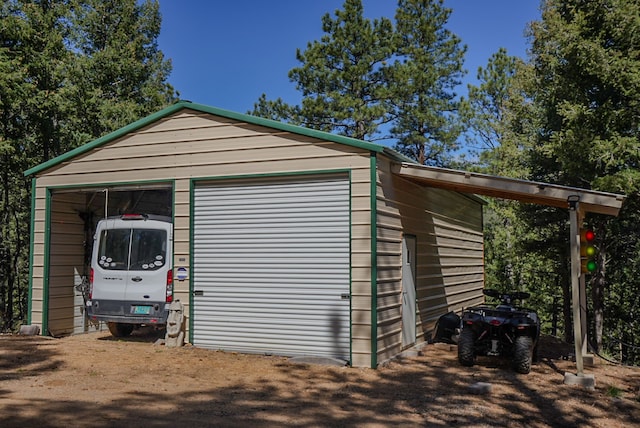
[25,101,411,177]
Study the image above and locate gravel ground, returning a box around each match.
[1,330,638,427]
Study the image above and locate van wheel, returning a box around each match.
[108,322,134,338]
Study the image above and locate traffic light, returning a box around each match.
[580,228,597,274]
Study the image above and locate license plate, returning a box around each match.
[132,305,152,315]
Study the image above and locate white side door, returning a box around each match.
[402,235,417,348]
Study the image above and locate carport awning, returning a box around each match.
[392,163,626,216]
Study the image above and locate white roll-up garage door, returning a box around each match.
[192,176,351,361]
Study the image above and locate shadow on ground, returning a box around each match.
[97,325,166,343]
[0,336,63,383]
[0,335,638,427]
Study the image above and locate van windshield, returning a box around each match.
[97,229,167,271]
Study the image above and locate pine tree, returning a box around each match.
[527,0,640,357]
[0,0,176,330]
[66,0,176,144]
[0,0,73,330]
[252,0,467,165]
[287,0,395,141]
[389,0,466,166]
[464,48,533,173]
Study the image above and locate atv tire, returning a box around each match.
[108,322,134,338]
[513,336,533,374]
[457,328,475,367]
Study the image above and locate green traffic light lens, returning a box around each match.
[586,260,597,272]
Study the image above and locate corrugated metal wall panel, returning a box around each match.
[47,193,86,336]
[375,159,485,363]
[192,176,351,361]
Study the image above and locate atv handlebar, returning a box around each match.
[483,289,500,298]
[483,289,530,304]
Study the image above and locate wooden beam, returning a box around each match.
[392,163,625,216]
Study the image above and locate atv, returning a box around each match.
[458,289,540,374]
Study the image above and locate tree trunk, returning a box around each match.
[591,250,606,352]
[562,273,573,343]
[1,165,8,330]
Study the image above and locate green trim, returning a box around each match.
[24,101,393,177]
[189,168,352,185]
[42,189,52,335]
[42,179,174,192]
[188,178,195,344]
[381,147,416,164]
[37,179,175,334]
[27,178,36,326]
[169,180,177,306]
[348,170,353,366]
[370,153,378,368]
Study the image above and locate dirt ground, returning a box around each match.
[0,329,638,428]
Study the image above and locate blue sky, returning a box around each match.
[157,0,541,115]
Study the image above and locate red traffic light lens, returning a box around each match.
[584,230,595,242]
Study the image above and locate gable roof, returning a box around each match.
[24,101,410,177]
[24,101,625,216]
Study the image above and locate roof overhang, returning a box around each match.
[392,162,626,216]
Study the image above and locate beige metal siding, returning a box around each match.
[47,193,86,336]
[376,158,484,363]
[30,186,47,328]
[31,109,374,367]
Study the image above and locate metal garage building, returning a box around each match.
[25,101,487,368]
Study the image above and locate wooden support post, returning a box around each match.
[568,199,584,376]
[565,196,595,389]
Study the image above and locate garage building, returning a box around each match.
[25,101,486,368]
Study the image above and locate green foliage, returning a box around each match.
[251,94,303,124]
[0,0,176,332]
[289,0,395,141]
[522,0,640,358]
[530,0,640,194]
[389,0,466,166]
[599,195,640,364]
[606,385,623,398]
[465,0,640,356]
[65,0,176,147]
[251,0,466,165]
[464,48,536,177]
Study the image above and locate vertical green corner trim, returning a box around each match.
[188,179,195,344]
[27,178,36,326]
[42,188,52,336]
[347,169,353,366]
[370,153,378,368]
[170,179,177,304]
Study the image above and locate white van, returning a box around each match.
[87,214,173,337]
